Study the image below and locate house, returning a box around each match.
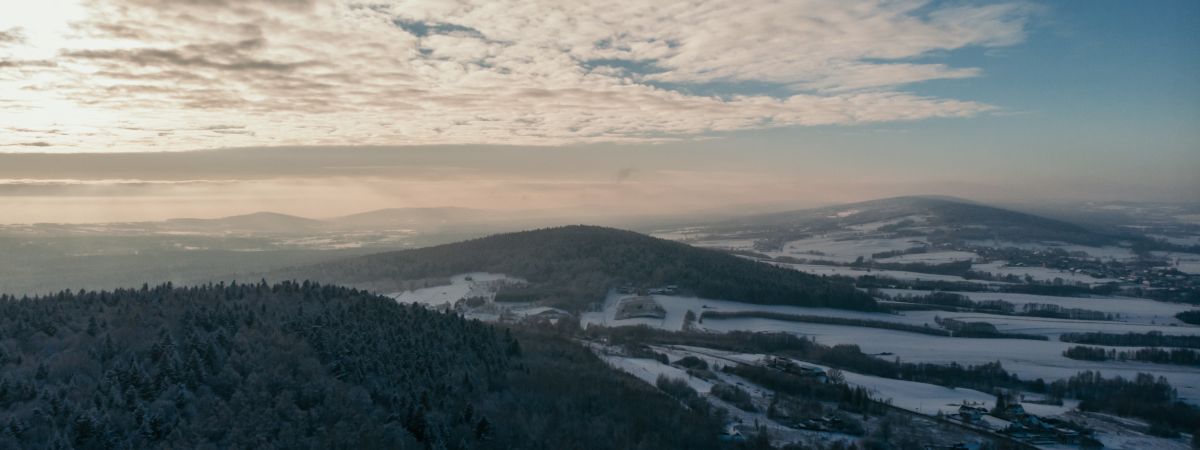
[763,356,828,382]
[646,285,678,295]
[957,405,987,422]
[525,308,572,325]
[615,296,667,319]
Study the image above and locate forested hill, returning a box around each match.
[0,283,724,449]
[710,196,1116,246]
[271,225,877,310]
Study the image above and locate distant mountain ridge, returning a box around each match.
[166,211,326,232]
[85,207,504,234]
[330,207,497,229]
[705,195,1117,246]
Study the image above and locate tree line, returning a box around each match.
[0,282,730,450]
[1059,331,1200,349]
[1062,345,1200,366]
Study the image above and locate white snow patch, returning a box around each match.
[1152,251,1200,274]
[973,261,1112,285]
[589,345,714,394]
[387,272,524,307]
[698,317,1200,403]
[880,289,1198,327]
[765,235,929,263]
[771,261,986,283]
[875,251,977,264]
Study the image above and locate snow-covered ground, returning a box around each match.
[691,238,758,251]
[875,250,978,264]
[761,235,930,263]
[965,240,1140,262]
[659,345,1000,417]
[1153,251,1200,274]
[655,346,1064,426]
[698,317,1200,403]
[386,272,524,307]
[845,215,930,232]
[581,292,692,330]
[648,227,707,241]
[582,291,933,332]
[902,311,1194,337]
[600,342,1193,448]
[591,348,714,394]
[972,261,1113,285]
[1149,234,1200,247]
[582,289,1200,401]
[611,344,986,448]
[880,289,1195,326]
[834,366,996,416]
[769,261,989,283]
[591,345,838,447]
[584,290,1198,337]
[1068,411,1196,450]
[1176,214,1200,225]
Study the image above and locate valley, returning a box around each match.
[354,197,1200,449]
[5,2,1194,448]
[3,196,1198,449]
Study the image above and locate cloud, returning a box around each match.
[0,59,57,68]
[62,42,312,73]
[0,28,23,46]
[0,0,1033,151]
[0,142,54,147]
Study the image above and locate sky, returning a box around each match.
[0,0,1196,223]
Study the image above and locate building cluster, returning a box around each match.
[956,401,1095,447]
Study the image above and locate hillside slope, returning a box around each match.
[0,283,725,449]
[272,225,877,310]
[708,195,1115,246]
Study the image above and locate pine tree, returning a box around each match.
[474,416,492,440]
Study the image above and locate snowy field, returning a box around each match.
[875,250,978,264]
[972,261,1113,285]
[898,310,1195,337]
[762,235,930,263]
[583,290,1198,337]
[1149,234,1200,247]
[581,291,935,332]
[387,272,524,306]
[698,317,1200,403]
[595,344,863,448]
[829,365,997,416]
[1153,251,1200,275]
[965,241,1140,261]
[388,272,576,323]
[769,261,989,283]
[844,215,930,232]
[592,348,714,394]
[595,343,1193,448]
[880,289,1196,326]
[580,290,1200,401]
[648,227,707,241]
[691,238,758,251]
[662,344,1004,417]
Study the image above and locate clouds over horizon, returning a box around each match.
[2,144,1193,224]
[0,0,1033,151]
